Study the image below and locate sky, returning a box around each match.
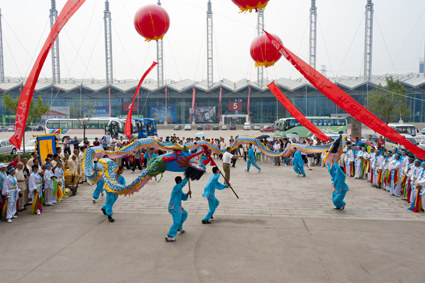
[0,0,425,83]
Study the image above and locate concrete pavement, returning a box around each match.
[1,162,425,283]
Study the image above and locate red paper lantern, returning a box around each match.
[250,33,283,67]
[134,5,170,41]
[231,0,270,13]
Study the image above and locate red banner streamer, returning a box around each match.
[219,87,222,124]
[268,82,329,141]
[189,88,196,123]
[125,62,157,139]
[264,30,425,158]
[247,87,251,122]
[9,0,86,149]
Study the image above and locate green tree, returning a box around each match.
[2,94,50,153]
[2,95,50,125]
[366,77,409,124]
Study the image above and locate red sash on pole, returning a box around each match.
[9,0,86,149]
[264,31,425,159]
[125,62,157,139]
[189,88,196,123]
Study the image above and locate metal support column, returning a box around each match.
[50,0,60,83]
[104,0,113,86]
[207,0,213,89]
[156,0,164,88]
[0,9,4,83]
[257,10,264,87]
[309,0,317,69]
[364,0,374,81]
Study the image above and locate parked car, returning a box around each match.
[197,125,204,130]
[419,140,425,151]
[260,125,276,133]
[229,124,237,130]
[243,122,251,130]
[0,126,6,132]
[212,125,219,130]
[7,127,15,132]
[173,125,182,131]
[184,124,192,131]
[253,125,261,130]
[385,134,417,151]
[204,125,211,130]
[17,139,36,154]
[32,125,44,131]
[421,128,425,135]
[0,140,17,155]
[221,125,228,130]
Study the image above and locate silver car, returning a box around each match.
[0,140,17,155]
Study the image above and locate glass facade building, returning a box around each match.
[1,75,425,125]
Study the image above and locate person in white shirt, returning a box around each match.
[3,167,20,222]
[353,146,363,179]
[344,144,354,176]
[15,162,28,211]
[273,141,281,166]
[222,147,242,186]
[43,164,55,206]
[28,165,43,215]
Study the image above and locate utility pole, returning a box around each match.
[104,0,113,86]
[364,0,374,81]
[207,0,213,89]
[157,0,164,88]
[309,0,317,69]
[50,0,61,83]
[0,9,4,83]
[257,10,264,87]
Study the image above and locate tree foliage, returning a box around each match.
[366,77,409,124]
[2,95,50,124]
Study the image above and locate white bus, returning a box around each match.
[45,118,138,141]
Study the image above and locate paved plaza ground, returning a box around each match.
[1,159,425,283]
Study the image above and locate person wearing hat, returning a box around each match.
[389,153,403,197]
[382,151,393,191]
[360,146,370,180]
[367,147,376,182]
[54,162,65,202]
[344,144,354,177]
[371,151,383,188]
[407,159,422,203]
[43,163,56,206]
[353,145,363,179]
[0,164,7,205]
[2,167,19,223]
[28,164,43,215]
[401,156,415,200]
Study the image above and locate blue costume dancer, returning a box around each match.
[328,162,349,210]
[202,167,227,224]
[92,179,104,203]
[165,176,191,242]
[101,166,126,222]
[200,155,208,170]
[293,150,306,177]
[245,144,261,173]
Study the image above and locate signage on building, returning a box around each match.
[228,101,242,111]
[42,107,70,119]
